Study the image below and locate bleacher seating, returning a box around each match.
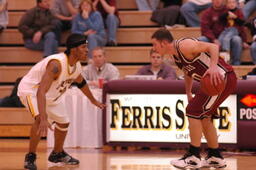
[8,11,157,27]
[0,0,255,137]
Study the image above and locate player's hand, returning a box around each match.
[92,100,106,109]
[204,65,223,87]
[33,31,42,44]
[36,114,53,137]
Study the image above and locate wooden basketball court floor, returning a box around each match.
[0,139,256,170]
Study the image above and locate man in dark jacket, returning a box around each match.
[18,0,58,57]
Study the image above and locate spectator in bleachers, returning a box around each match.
[0,77,24,107]
[92,0,119,46]
[151,0,186,27]
[199,0,243,65]
[72,0,107,61]
[135,0,160,11]
[136,49,177,80]
[18,0,59,57]
[82,47,119,88]
[218,0,249,62]
[248,17,256,64]
[180,0,212,27]
[0,0,8,32]
[51,0,80,40]
[239,0,256,20]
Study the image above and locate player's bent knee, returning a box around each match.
[55,123,69,132]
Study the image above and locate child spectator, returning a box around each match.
[219,0,249,62]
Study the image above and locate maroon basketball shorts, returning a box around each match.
[186,71,237,119]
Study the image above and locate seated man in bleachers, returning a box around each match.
[136,49,177,80]
[18,0,59,57]
[82,47,120,88]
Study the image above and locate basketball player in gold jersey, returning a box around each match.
[18,34,105,170]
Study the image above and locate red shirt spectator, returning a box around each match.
[200,6,227,42]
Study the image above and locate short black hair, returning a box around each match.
[151,28,174,43]
[37,0,42,3]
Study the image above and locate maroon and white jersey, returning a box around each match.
[173,38,233,81]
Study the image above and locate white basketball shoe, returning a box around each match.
[202,155,227,168]
[170,153,202,169]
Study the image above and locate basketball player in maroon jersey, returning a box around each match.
[151,28,237,169]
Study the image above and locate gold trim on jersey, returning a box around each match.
[26,95,36,118]
[65,53,77,75]
[32,84,39,88]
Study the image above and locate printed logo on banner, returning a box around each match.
[238,94,256,121]
[106,94,237,143]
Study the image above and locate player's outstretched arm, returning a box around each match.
[75,74,105,109]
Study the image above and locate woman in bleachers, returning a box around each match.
[72,0,107,62]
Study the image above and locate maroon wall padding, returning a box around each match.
[103,80,200,94]
[237,121,256,148]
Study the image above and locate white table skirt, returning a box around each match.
[47,87,103,148]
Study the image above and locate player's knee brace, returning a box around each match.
[55,124,69,132]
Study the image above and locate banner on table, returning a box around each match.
[106,94,237,143]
